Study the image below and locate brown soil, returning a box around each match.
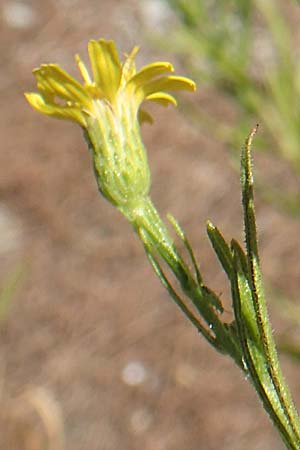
[0,1,300,449]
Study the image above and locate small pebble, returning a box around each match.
[0,204,23,253]
[121,360,147,386]
[2,1,37,29]
[139,0,172,30]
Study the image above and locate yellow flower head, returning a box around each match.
[25,39,196,128]
[25,39,196,216]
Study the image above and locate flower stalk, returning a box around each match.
[25,38,300,449]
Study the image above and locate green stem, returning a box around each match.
[124,195,244,368]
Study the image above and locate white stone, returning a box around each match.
[121,360,147,386]
[2,2,37,29]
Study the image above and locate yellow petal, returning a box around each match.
[138,109,154,124]
[146,92,177,107]
[128,62,174,88]
[85,84,105,99]
[141,75,196,98]
[25,92,87,127]
[33,64,90,107]
[121,46,139,85]
[75,54,92,84]
[88,39,122,101]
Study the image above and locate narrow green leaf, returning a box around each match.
[206,220,233,279]
[143,243,217,349]
[230,239,250,286]
[241,126,300,447]
[167,213,203,286]
[200,285,224,314]
[168,215,224,313]
[231,245,294,449]
[231,240,261,348]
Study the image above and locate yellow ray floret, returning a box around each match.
[25,38,196,127]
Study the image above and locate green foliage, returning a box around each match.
[141,127,300,449]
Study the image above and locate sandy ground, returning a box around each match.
[0,1,300,449]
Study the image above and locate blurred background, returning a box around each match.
[1,0,300,449]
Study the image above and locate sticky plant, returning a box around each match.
[25,39,300,449]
